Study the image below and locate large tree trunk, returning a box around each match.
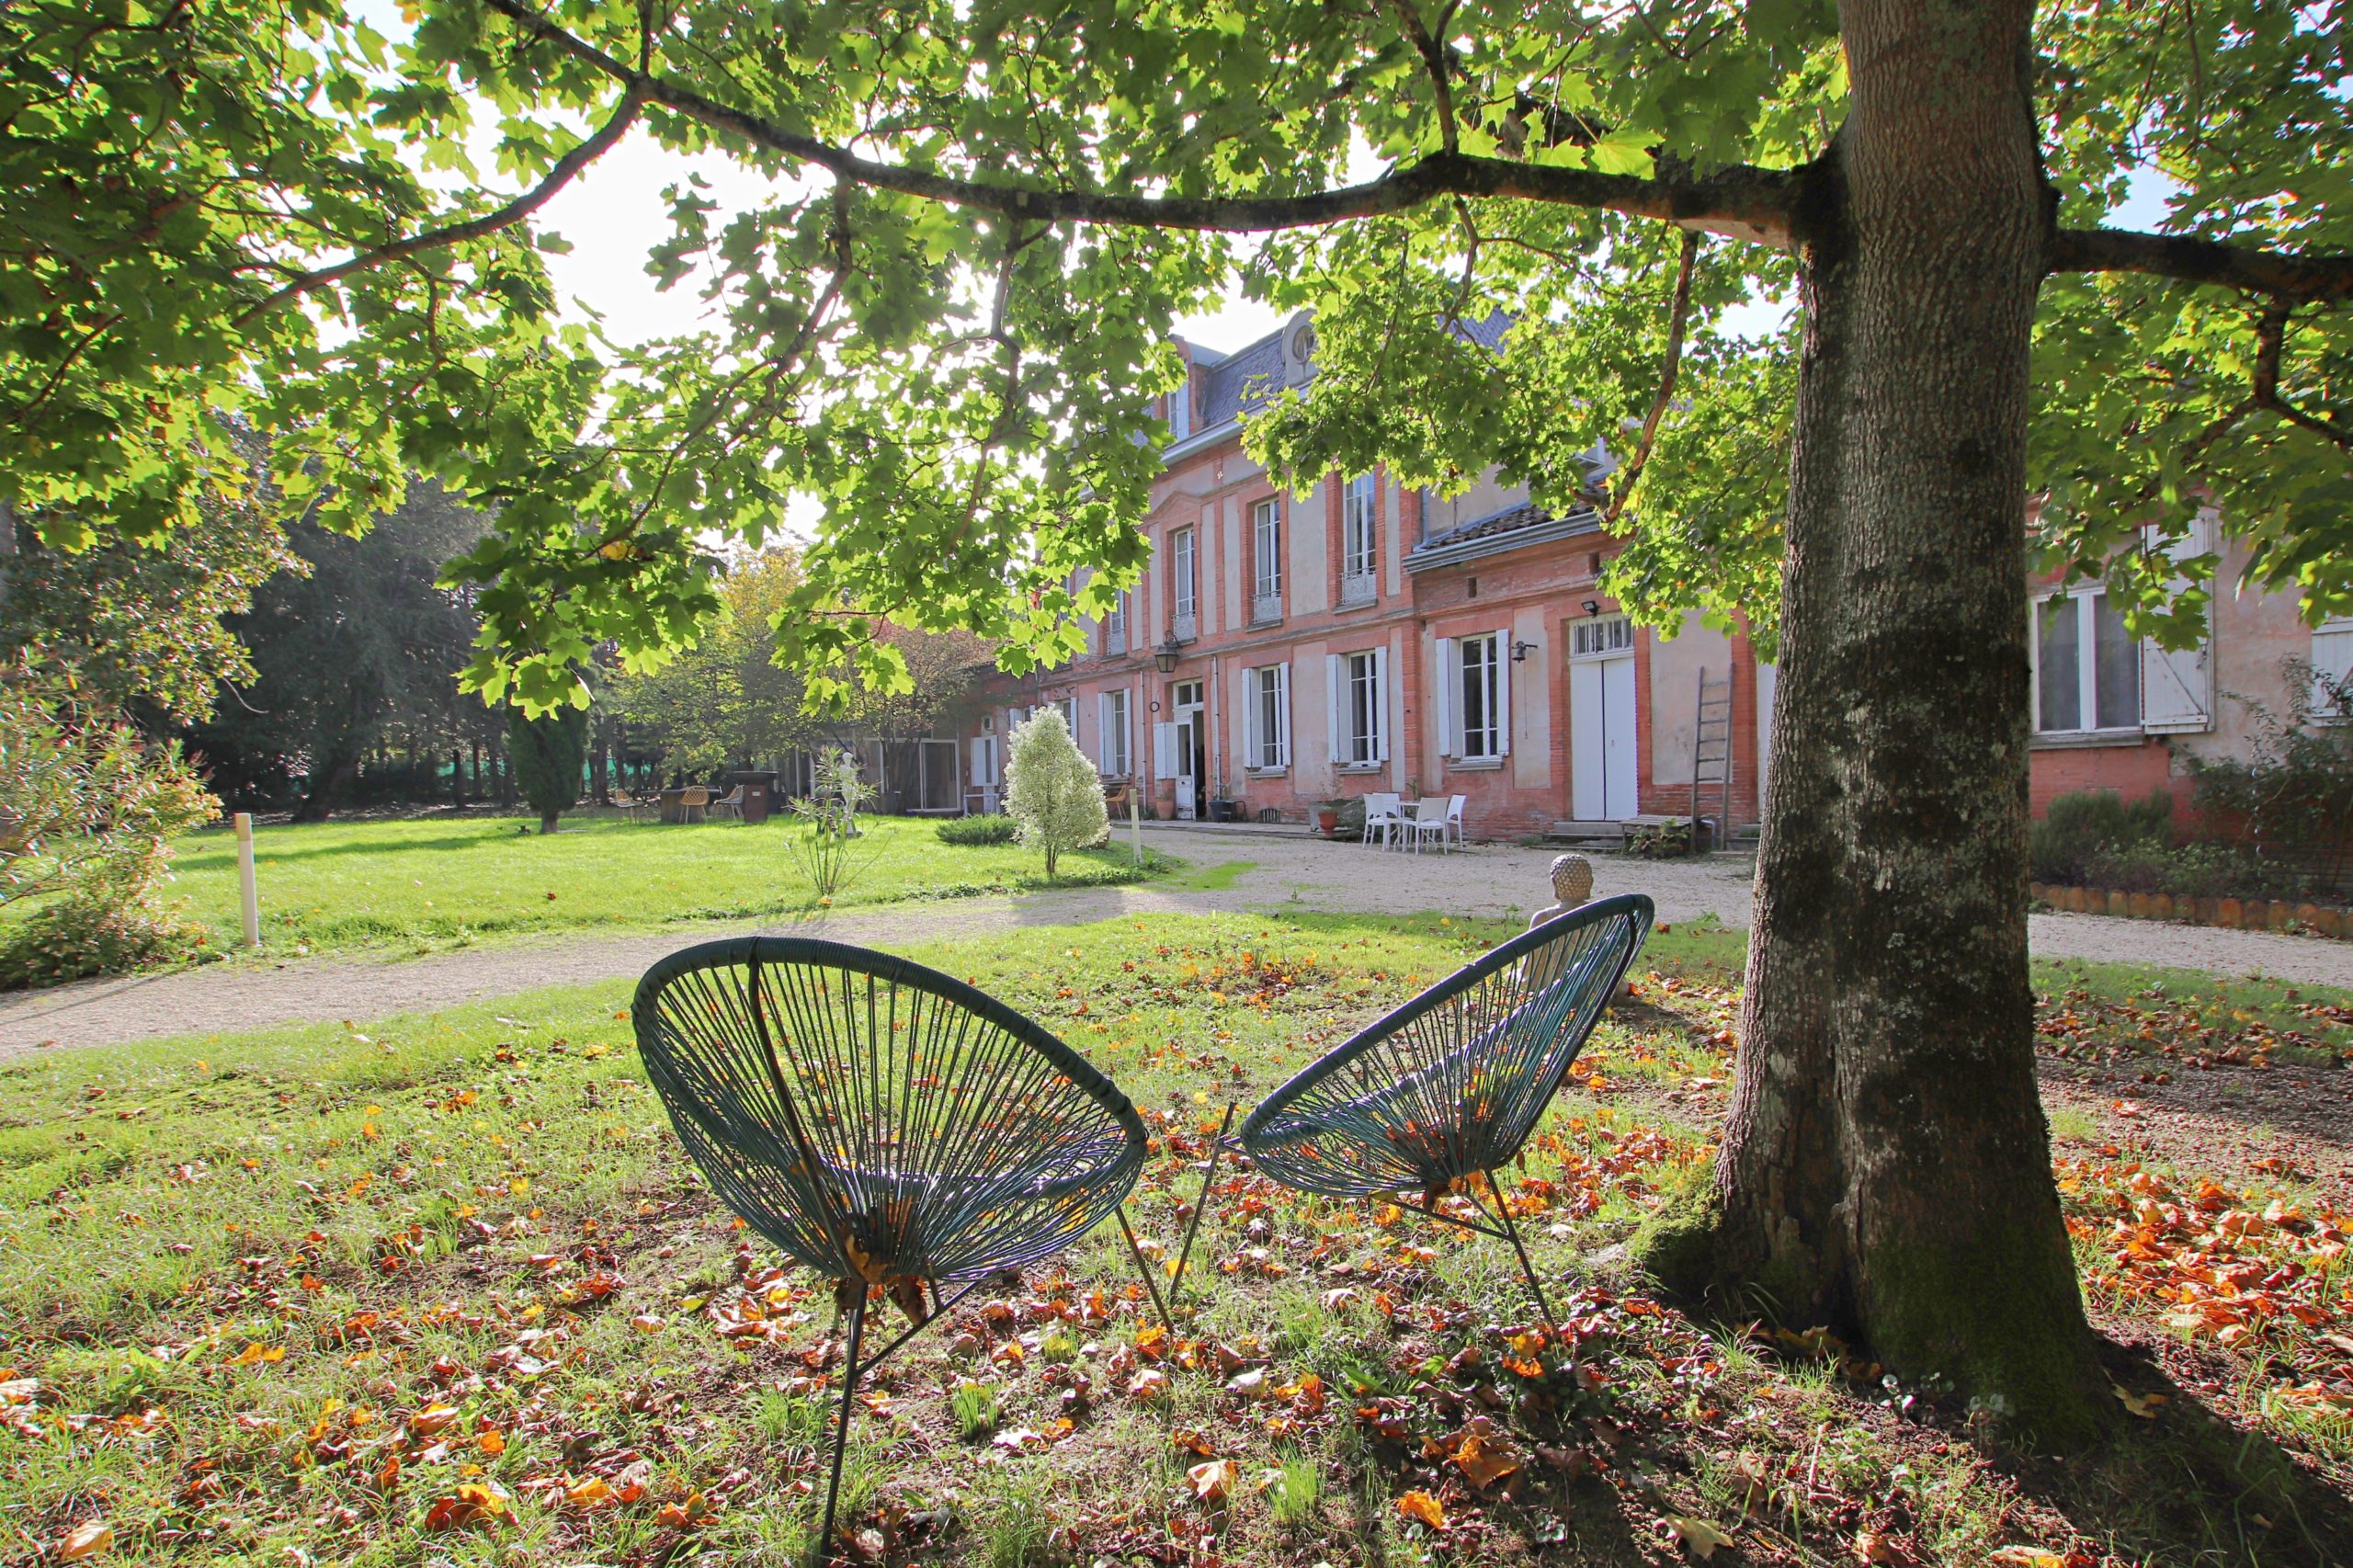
[1640,0,2106,1440]
[292,750,359,824]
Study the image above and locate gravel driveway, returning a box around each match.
[6,824,2347,1055]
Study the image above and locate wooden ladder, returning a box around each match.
[1689,667,1734,851]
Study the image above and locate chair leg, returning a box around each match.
[1115,1207,1176,1333]
[813,1294,869,1568]
[1481,1169,1561,1336]
[1167,1101,1237,1304]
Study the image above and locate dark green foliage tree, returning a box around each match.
[1,483,301,727]
[508,698,587,833]
[190,481,486,821]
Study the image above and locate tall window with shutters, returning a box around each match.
[1171,526,1196,633]
[1103,590,1127,656]
[1098,688,1131,776]
[1340,474,1378,605]
[1459,634,1501,758]
[1343,650,1385,767]
[1251,498,1283,621]
[1247,665,1290,768]
[2034,589,2139,734]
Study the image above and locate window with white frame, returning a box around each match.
[1252,497,1283,609]
[2034,588,2139,733]
[1098,688,1131,775]
[1103,590,1127,654]
[1170,527,1196,625]
[1344,649,1385,766]
[1055,697,1078,736]
[1459,633,1502,758]
[1342,473,1378,600]
[1247,664,1290,768]
[1167,381,1191,442]
[1569,615,1634,659]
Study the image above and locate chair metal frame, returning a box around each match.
[632,937,1160,1564]
[1170,895,1653,1330]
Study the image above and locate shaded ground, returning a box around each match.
[8,824,2347,1053]
[5,914,2347,1568]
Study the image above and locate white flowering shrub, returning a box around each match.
[1002,709,1107,879]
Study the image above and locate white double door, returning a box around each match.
[1569,653,1638,820]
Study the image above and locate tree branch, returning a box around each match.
[1603,228,1700,528]
[476,0,1797,239]
[228,85,645,329]
[2052,226,2353,305]
[2250,300,2353,448]
[1385,0,1458,154]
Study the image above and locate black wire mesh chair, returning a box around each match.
[631,937,1152,1564]
[1221,893,1654,1329]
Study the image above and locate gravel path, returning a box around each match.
[6,824,2347,1055]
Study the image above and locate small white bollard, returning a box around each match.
[234,812,261,949]
[1130,786,1143,867]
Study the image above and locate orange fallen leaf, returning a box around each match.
[654,1492,712,1528]
[423,1482,511,1532]
[1667,1516,1734,1558]
[1397,1490,1445,1529]
[1188,1459,1239,1504]
[59,1522,112,1561]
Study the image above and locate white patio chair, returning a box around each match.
[711,785,746,822]
[1360,792,1403,850]
[1404,797,1450,854]
[1444,794,1468,851]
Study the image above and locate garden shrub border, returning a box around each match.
[2028,881,2350,938]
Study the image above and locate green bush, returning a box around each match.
[2188,660,2353,891]
[2082,839,2314,903]
[936,813,1018,846]
[0,892,213,989]
[1626,819,1694,858]
[508,700,589,834]
[2027,789,2174,884]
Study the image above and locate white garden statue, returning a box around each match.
[1003,709,1109,880]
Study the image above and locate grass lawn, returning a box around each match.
[4,915,2350,1566]
[120,812,1172,961]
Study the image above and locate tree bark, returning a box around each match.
[1638,0,2106,1440]
[292,750,359,824]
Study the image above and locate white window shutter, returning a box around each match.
[1234,670,1255,773]
[1095,693,1111,773]
[1326,653,1345,764]
[1371,646,1391,763]
[1495,628,1513,756]
[1275,662,1292,766]
[2313,619,2353,719]
[2137,523,2214,734]
[2142,639,2211,733]
[1153,722,1176,780]
[1433,638,1455,761]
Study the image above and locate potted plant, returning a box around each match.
[1315,798,1343,835]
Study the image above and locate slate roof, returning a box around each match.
[1411,494,1603,558]
[1196,330,1286,428]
